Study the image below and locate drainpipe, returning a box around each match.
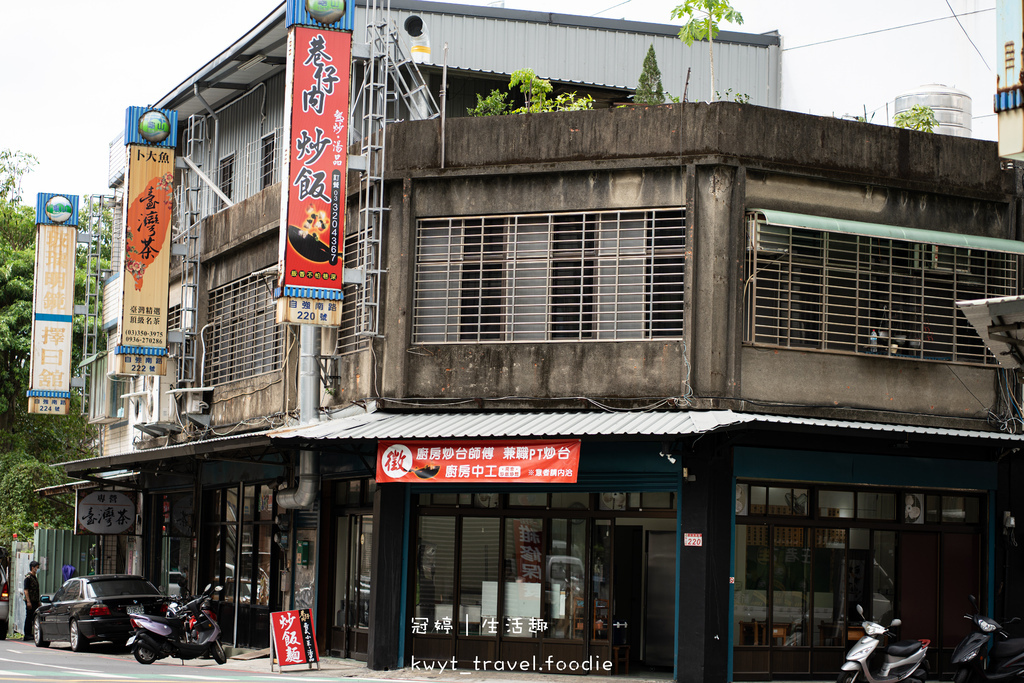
[277,325,321,509]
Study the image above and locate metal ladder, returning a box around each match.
[175,114,207,386]
[344,0,439,352]
[77,194,114,415]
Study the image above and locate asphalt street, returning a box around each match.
[0,639,681,683]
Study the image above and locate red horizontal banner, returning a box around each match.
[376,439,581,484]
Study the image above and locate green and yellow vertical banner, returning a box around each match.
[113,107,177,375]
[28,194,79,415]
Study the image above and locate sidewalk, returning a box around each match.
[121,647,677,682]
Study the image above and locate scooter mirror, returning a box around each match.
[215,585,224,592]
[856,604,865,618]
[969,595,979,612]
[204,583,212,593]
[890,618,901,628]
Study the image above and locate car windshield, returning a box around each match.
[88,578,161,597]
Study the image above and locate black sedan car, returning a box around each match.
[34,574,166,651]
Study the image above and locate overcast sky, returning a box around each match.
[0,0,996,204]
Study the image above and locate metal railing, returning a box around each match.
[412,208,686,343]
[206,272,283,386]
[744,217,1020,366]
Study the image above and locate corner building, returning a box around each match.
[60,4,1024,683]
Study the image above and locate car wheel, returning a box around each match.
[211,640,226,665]
[0,619,7,640]
[70,620,88,652]
[133,641,158,665]
[33,616,49,648]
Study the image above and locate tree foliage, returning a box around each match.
[672,0,743,102]
[893,105,938,133]
[635,45,666,105]
[468,69,594,116]
[0,149,96,543]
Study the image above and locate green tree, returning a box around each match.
[672,0,744,102]
[0,149,96,543]
[893,104,938,133]
[635,45,666,105]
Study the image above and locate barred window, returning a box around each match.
[413,209,685,343]
[744,214,1020,366]
[207,273,283,384]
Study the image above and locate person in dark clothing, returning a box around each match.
[23,561,39,640]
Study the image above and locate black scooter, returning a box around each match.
[951,595,1024,683]
[128,584,226,665]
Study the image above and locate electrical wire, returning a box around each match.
[782,7,994,52]
[945,0,991,72]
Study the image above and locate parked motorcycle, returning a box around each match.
[837,604,929,683]
[951,595,1024,683]
[128,584,226,665]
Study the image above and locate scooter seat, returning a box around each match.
[991,637,1024,659]
[887,640,924,657]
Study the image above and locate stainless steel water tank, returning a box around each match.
[894,84,973,137]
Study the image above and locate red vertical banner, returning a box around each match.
[277,25,351,325]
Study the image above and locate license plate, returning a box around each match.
[126,635,136,646]
[126,605,143,615]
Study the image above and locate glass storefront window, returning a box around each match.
[598,493,627,510]
[871,530,896,623]
[509,493,547,507]
[591,520,612,641]
[548,518,586,639]
[812,528,846,647]
[503,518,544,637]
[769,487,809,516]
[460,518,499,635]
[772,526,809,646]
[819,490,854,519]
[641,492,673,509]
[551,492,589,509]
[415,517,455,633]
[942,496,979,523]
[857,492,896,520]
[734,524,769,645]
[243,484,255,521]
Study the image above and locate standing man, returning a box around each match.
[23,560,39,640]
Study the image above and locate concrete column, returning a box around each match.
[367,483,406,670]
[689,163,745,401]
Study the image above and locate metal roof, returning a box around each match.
[151,0,781,125]
[267,409,1024,442]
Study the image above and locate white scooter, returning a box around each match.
[837,605,929,683]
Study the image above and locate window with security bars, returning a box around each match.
[744,215,1020,366]
[413,209,685,343]
[206,274,283,385]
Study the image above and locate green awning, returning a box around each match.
[78,350,107,369]
[749,209,1024,255]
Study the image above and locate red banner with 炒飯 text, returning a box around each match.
[376,439,581,484]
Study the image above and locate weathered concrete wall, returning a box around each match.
[379,102,1017,424]
[388,102,1016,204]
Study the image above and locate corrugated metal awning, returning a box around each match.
[267,409,1024,442]
[750,209,1024,255]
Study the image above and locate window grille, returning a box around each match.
[413,209,685,343]
[218,154,235,210]
[744,215,1020,366]
[260,134,277,191]
[206,273,283,385]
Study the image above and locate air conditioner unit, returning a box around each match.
[88,353,126,424]
[748,216,791,254]
[134,358,181,437]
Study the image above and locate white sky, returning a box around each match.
[0,0,997,204]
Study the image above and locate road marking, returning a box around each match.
[0,656,104,673]
[163,676,219,680]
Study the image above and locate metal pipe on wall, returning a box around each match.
[277,325,322,509]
